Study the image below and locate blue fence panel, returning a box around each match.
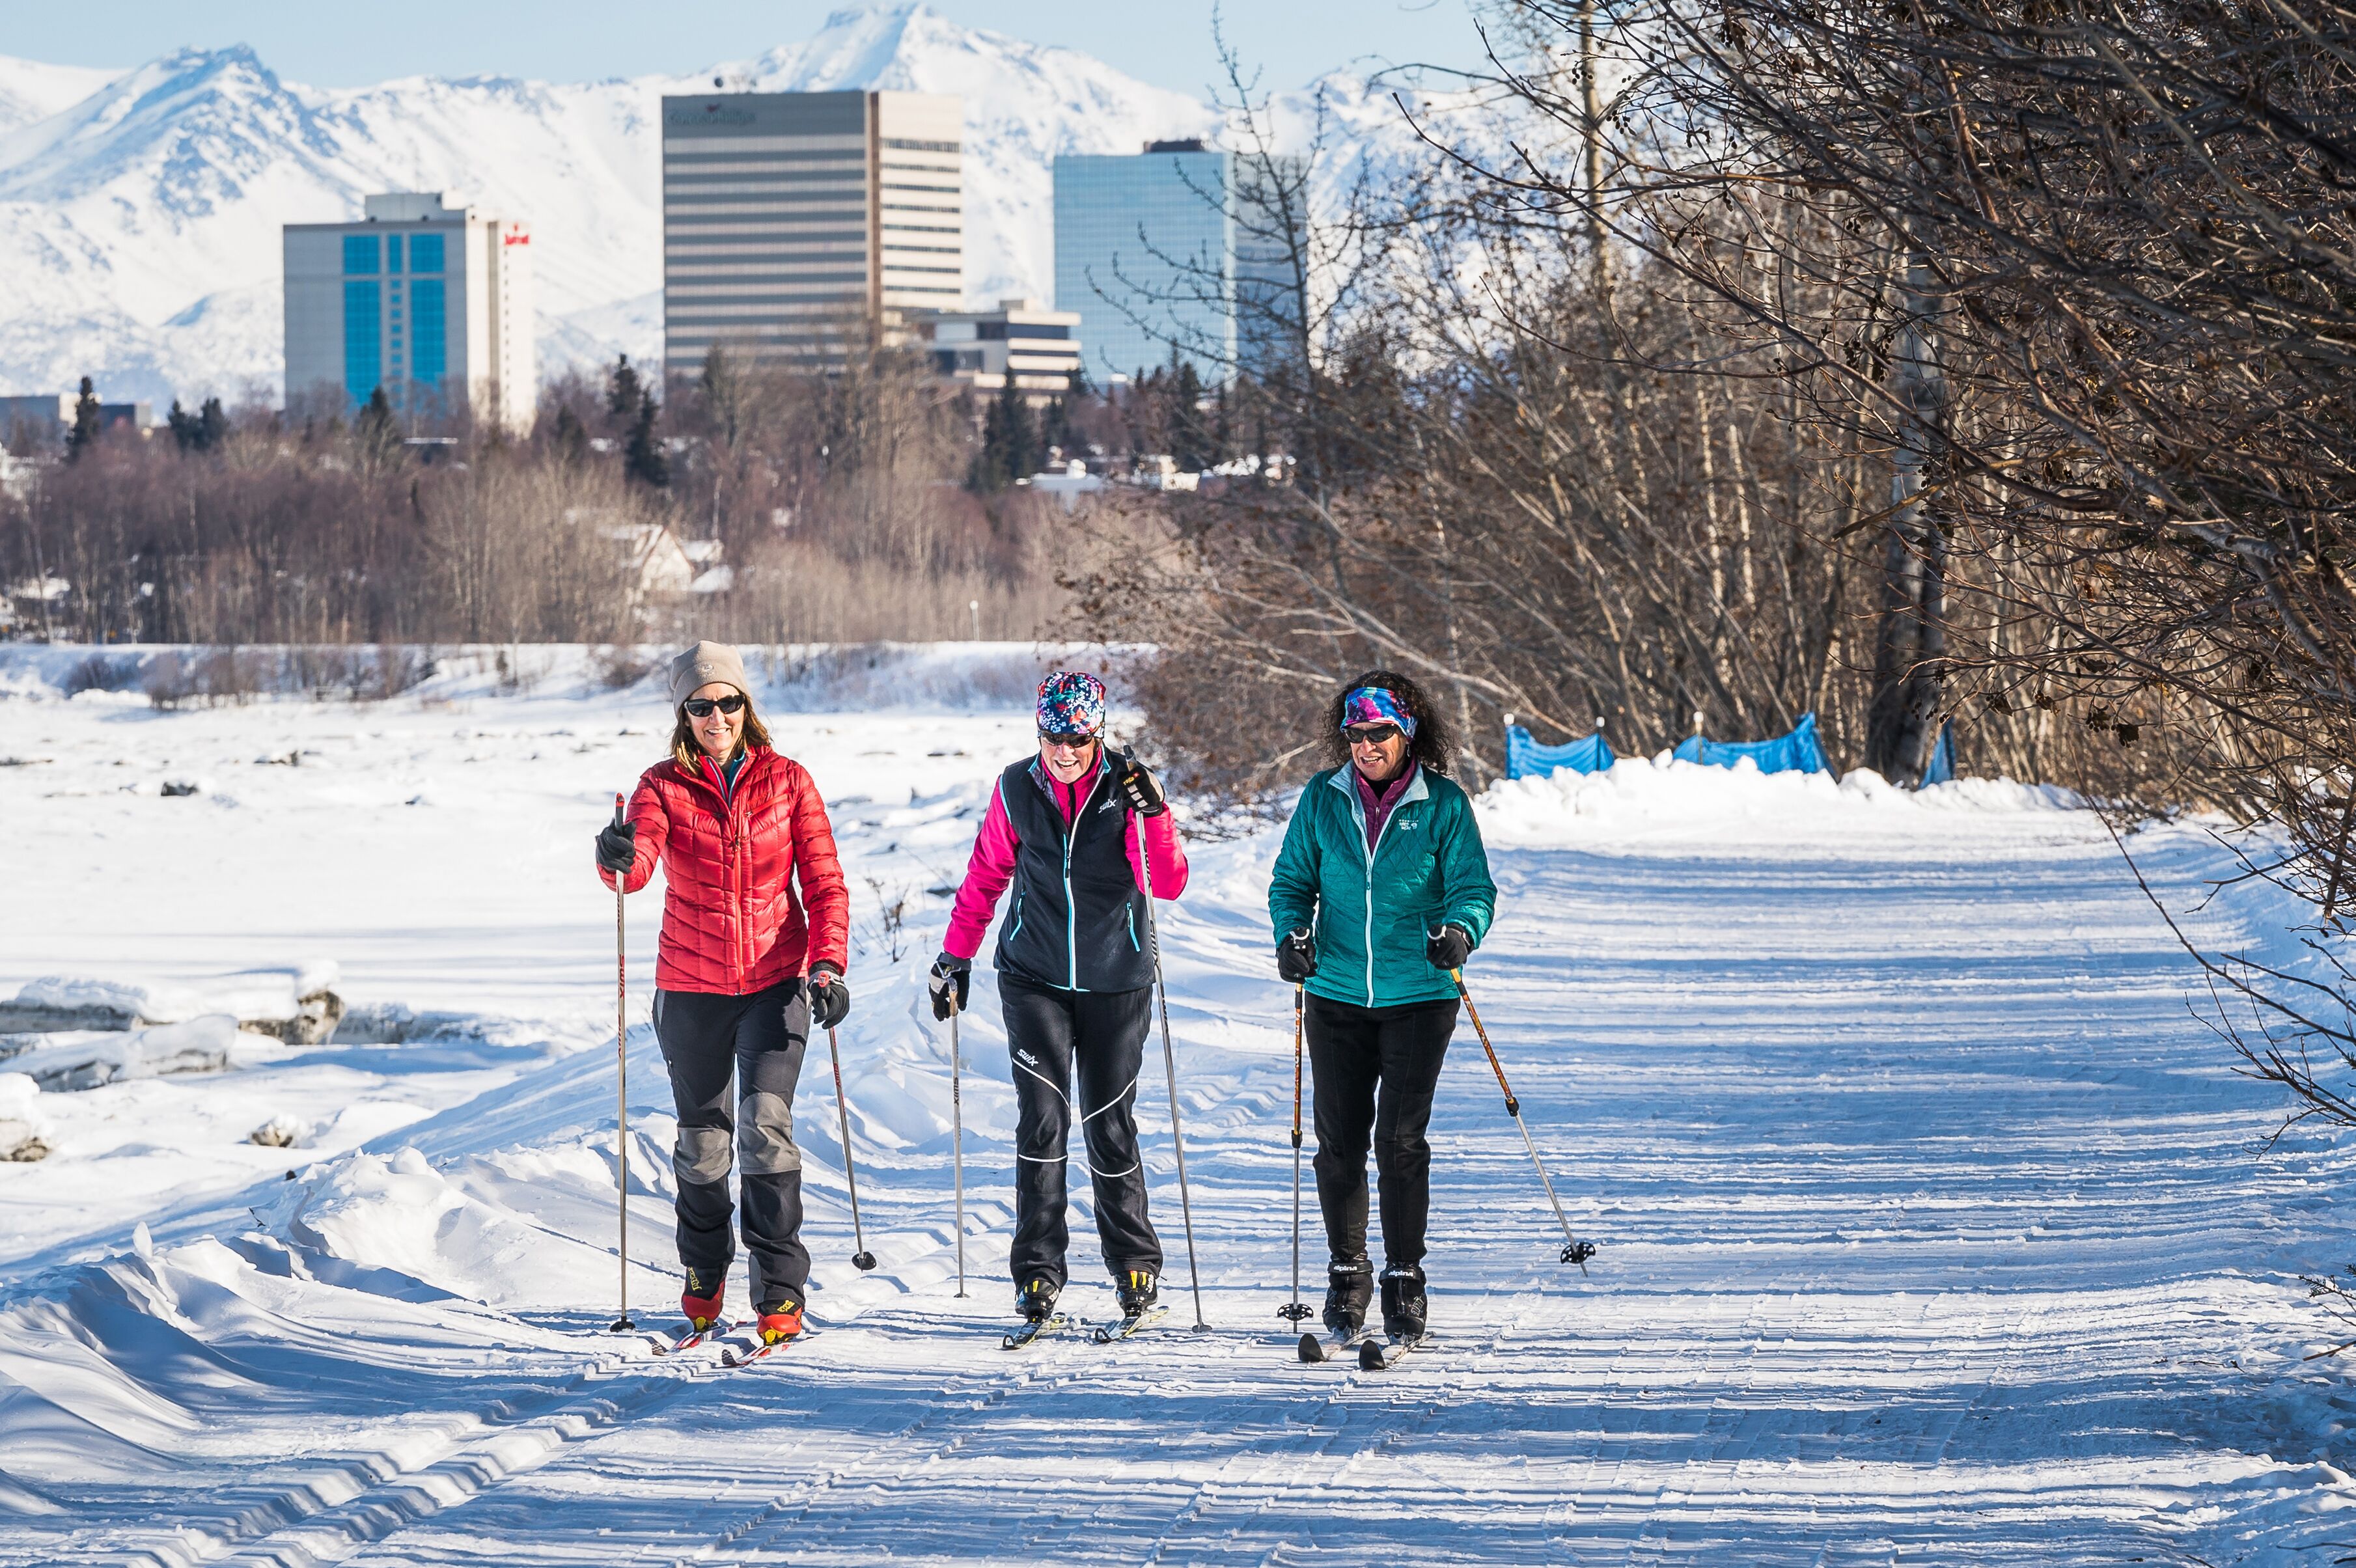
[1670,711,1830,775]
[1921,721,1956,786]
[1506,725,1615,780]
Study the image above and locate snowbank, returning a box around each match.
[0,640,1136,715]
[1476,756,2083,853]
[0,1015,236,1090]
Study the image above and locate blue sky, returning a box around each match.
[7,1,1497,97]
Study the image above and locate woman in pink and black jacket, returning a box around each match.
[927,672,1187,1330]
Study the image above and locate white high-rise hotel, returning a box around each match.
[283,193,535,432]
[661,89,963,368]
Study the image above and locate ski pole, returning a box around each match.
[1448,968,1597,1272]
[610,793,635,1333]
[948,993,969,1297]
[1134,806,1210,1330]
[1278,981,1310,1325]
[825,1025,878,1272]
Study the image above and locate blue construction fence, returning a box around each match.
[1505,713,1956,784]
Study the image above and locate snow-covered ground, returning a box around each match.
[1,644,2349,1565]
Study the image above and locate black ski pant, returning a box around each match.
[1305,991,1458,1271]
[1001,974,1163,1289]
[652,978,811,1312]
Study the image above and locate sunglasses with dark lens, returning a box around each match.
[682,695,747,719]
[1038,730,1097,748]
[1344,723,1403,747]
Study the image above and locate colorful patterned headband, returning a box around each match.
[1037,670,1108,737]
[1340,687,1418,737]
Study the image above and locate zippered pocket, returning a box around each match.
[1126,903,1139,951]
[1008,890,1024,940]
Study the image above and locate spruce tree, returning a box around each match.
[65,376,100,462]
[197,396,229,452]
[607,354,643,421]
[624,389,669,488]
[167,400,197,451]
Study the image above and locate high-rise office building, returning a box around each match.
[283,193,536,432]
[1053,141,1306,386]
[661,90,963,370]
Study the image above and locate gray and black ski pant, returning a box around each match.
[1001,974,1163,1289]
[652,977,809,1312]
[1305,991,1458,1271]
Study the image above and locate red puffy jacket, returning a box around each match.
[602,747,850,995]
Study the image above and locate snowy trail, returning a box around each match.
[3,658,2351,1564]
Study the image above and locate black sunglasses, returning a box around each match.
[1038,730,1098,748]
[1344,723,1403,746]
[682,695,747,718]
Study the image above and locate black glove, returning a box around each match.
[928,951,972,1021]
[1277,928,1317,983]
[595,818,637,874]
[807,966,851,1030]
[1117,757,1169,817]
[1426,924,1471,972]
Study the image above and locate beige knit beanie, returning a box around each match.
[668,641,751,706]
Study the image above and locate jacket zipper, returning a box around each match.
[1356,783,1406,1008]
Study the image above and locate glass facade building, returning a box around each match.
[283,193,536,432]
[1052,144,1306,386]
[661,90,963,372]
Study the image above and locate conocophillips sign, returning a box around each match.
[667,104,758,127]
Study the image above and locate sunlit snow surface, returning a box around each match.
[1,644,2350,1565]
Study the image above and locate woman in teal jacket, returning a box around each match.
[1267,670,1497,1345]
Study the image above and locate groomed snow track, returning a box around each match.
[1,677,2350,1565]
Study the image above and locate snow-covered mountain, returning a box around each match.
[0,6,1243,406]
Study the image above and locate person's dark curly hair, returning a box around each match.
[1321,669,1457,775]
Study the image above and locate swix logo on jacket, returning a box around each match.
[941,750,1191,993]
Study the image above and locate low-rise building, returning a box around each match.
[922,300,1082,403]
[0,394,155,448]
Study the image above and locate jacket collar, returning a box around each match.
[1327,763,1427,808]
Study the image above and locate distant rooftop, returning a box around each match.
[361,192,471,223]
[1143,138,1209,154]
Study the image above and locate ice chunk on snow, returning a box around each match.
[0,1071,53,1161]
[0,1015,236,1090]
[8,976,208,1025]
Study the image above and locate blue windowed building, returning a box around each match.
[1053,140,1307,387]
[283,193,536,431]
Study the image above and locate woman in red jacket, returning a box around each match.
[594,642,850,1346]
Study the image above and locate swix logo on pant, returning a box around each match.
[1016,1048,1041,1067]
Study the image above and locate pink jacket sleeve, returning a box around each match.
[1126,807,1189,900]
[943,779,1019,961]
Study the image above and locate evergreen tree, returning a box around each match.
[974,376,1036,491]
[624,389,669,488]
[700,345,746,447]
[1171,359,1212,472]
[354,386,400,467]
[197,396,229,452]
[551,404,589,465]
[64,376,100,462]
[167,400,198,451]
[607,354,643,421]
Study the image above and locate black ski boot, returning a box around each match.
[1115,1269,1159,1316]
[1380,1263,1428,1342]
[1016,1275,1062,1325]
[1324,1259,1373,1339]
